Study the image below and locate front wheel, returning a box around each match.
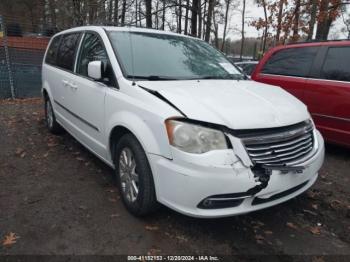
[114,134,159,216]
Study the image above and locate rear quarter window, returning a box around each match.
[321,46,350,82]
[45,35,61,66]
[56,33,82,71]
[262,47,318,77]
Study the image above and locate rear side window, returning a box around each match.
[45,35,61,66]
[262,47,318,77]
[321,47,350,82]
[56,33,81,71]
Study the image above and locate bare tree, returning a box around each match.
[307,0,318,40]
[121,0,126,26]
[221,0,231,51]
[205,0,214,42]
[261,0,268,53]
[191,0,199,36]
[198,0,202,38]
[184,0,190,34]
[239,0,246,59]
[178,0,182,33]
[145,0,152,28]
[292,0,301,41]
[275,0,284,43]
[161,0,166,30]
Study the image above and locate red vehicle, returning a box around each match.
[252,40,350,148]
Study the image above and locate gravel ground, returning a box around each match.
[0,98,349,260]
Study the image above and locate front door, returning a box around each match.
[70,32,116,158]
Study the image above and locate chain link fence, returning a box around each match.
[0,16,50,99]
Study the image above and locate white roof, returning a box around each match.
[55,26,198,40]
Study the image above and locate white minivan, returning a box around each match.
[42,26,325,218]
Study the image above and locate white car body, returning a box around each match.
[42,26,324,218]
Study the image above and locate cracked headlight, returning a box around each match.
[165,119,228,154]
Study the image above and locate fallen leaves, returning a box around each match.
[175,235,188,242]
[286,222,299,230]
[47,141,59,147]
[0,98,41,105]
[255,234,265,244]
[108,198,118,203]
[147,248,161,256]
[308,226,321,235]
[2,232,20,246]
[145,225,159,231]
[15,148,25,157]
[330,199,342,210]
[303,209,318,216]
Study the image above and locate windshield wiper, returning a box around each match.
[196,74,244,80]
[127,75,179,81]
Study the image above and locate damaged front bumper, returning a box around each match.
[149,130,324,218]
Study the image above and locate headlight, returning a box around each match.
[165,119,228,154]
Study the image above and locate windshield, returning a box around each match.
[108,31,244,81]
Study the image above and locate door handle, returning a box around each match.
[70,83,78,91]
[62,80,69,86]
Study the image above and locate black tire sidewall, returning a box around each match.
[114,134,158,216]
[44,96,63,134]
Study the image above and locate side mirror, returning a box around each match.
[88,61,103,80]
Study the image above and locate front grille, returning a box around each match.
[239,120,314,167]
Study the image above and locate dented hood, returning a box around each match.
[138,80,310,129]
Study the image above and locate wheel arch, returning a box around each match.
[107,112,173,163]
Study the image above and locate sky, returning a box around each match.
[221,0,350,41]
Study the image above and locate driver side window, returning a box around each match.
[77,32,116,86]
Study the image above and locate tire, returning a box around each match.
[114,133,159,216]
[44,96,64,135]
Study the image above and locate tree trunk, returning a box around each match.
[108,0,113,23]
[135,0,138,26]
[239,0,246,59]
[178,0,182,33]
[161,0,166,30]
[205,0,214,42]
[184,0,190,34]
[315,0,330,40]
[262,0,268,53]
[138,0,142,26]
[202,0,207,39]
[307,0,318,40]
[275,0,283,44]
[155,0,159,29]
[292,0,301,41]
[145,0,152,28]
[221,0,230,51]
[212,13,219,48]
[114,0,119,25]
[72,0,83,26]
[198,0,202,38]
[191,0,199,36]
[121,0,126,26]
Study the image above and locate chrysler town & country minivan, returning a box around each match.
[42,26,325,218]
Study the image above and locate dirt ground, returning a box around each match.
[0,98,349,259]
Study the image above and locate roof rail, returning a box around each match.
[287,39,350,45]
